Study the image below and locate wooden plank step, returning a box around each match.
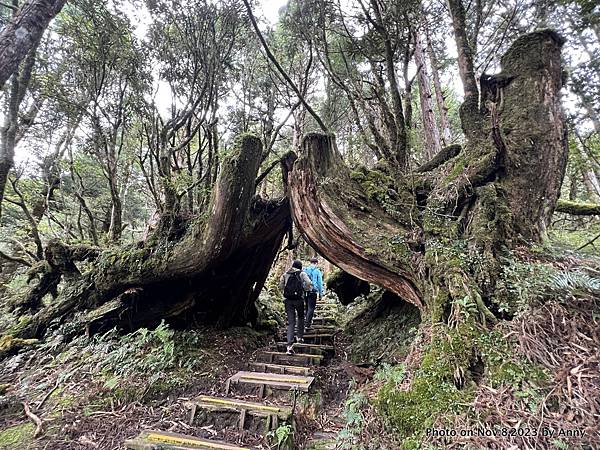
[313,312,337,318]
[249,362,313,376]
[313,317,336,323]
[258,351,324,366]
[315,303,338,309]
[303,333,335,339]
[191,395,292,418]
[187,395,292,434]
[302,333,335,345]
[125,430,254,450]
[275,342,334,355]
[226,371,314,394]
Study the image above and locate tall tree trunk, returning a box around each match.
[414,30,442,160]
[0,0,66,89]
[426,33,452,145]
[582,169,600,202]
[0,38,38,217]
[108,185,123,242]
[447,0,481,139]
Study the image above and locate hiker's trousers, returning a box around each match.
[305,291,318,328]
[284,296,305,345]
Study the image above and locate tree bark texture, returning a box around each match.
[286,133,423,308]
[0,0,66,89]
[414,31,442,160]
[427,35,452,145]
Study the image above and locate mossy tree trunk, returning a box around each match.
[286,30,567,382]
[9,135,289,339]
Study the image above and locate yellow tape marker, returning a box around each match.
[197,396,282,413]
[238,375,310,384]
[146,432,250,450]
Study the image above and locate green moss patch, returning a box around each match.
[0,423,35,450]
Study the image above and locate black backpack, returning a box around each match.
[284,272,303,299]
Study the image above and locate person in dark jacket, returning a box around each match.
[279,259,312,354]
[303,257,324,331]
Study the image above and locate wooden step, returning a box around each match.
[249,362,313,376]
[191,395,292,418]
[188,395,292,432]
[275,342,334,356]
[226,371,314,397]
[302,333,335,345]
[315,303,338,310]
[258,350,324,366]
[304,332,336,338]
[305,325,338,332]
[311,318,337,325]
[125,430,253,450]
[277,328,337,337]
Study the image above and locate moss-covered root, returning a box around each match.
[555,199,600,216]
[0,335,39,358]
[376,324,479,450]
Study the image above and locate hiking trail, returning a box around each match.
[125,299,344,449]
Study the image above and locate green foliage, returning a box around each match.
[476,329,548,389]
[93,321,203,385]
[267,424,293,447]
[494,258,556,316]
[337,390,368,448]
[374,363,406,386]
[549,225,600,256]
[549,270,600,293]
[552,439,569,450]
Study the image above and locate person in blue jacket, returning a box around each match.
[304,257,324,331]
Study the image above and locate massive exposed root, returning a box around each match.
[8,135,289,339]
[286,133,423,308]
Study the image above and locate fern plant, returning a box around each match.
[549,270,600,293]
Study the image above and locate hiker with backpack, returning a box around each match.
[280,259,312,354]
[304,257,324,332]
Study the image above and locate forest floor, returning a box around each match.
[0,315,361,450]
[1,236,599,450]
[0,325,272,449]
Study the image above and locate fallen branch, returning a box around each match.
[0,250,32,267]
[555,199,600,216]
[577,232,600,250]
[36,381,59,410]
[22,402,43,437]
[415,144,462,173]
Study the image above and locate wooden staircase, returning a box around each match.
[125,296,341,449]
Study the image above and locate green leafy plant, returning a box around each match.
[374,363,406,386]
[337,390,368,448]
[267,424,292,447]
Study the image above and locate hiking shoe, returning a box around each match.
[286,345,294,355]
[297,338,304,344]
